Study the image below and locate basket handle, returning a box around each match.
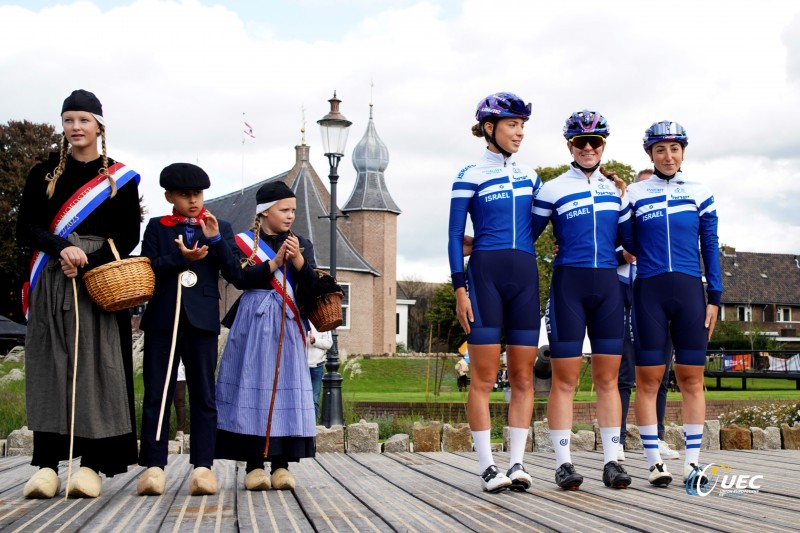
[107,238,121,262]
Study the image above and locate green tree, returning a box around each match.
[425,280,463,353]
[0,120,60,321]
[397,277,438,352]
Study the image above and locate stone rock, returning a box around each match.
[663,425,684,450]
[442,423,472,452]
[625,425,643,451]
[3,347,24,362]
[502,426,533,453]
[0,440,5,456]
[720,424,751,450]
[0,368,24,387]
[316,425,345,453]
[383,434,410,453]
[7,426,33,456]
[490,442,503,452]
[412,421,441,452]
[182,433,191,456]
[533,421,552,453]
[347,419,379,453]
[592,423,603,451]
[764,427,781,450]
[750,427,766,450]
[780,424,800,450]
[702,420,720,451]
[168,439,182,455]
[570,430,595,452]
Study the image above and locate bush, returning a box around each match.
[719,401,800,428]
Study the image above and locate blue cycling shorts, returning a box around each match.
[545,266,624,358]
[465,249,540,346]
[633,272,708,366]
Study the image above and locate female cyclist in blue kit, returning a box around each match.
[627,122,721,488]
[448,92,541,493]
[531,110,634,490]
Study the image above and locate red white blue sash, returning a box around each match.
[234,230,306,342]
[23,162,140,316]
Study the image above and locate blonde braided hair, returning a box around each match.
[99,126,116,198]
[241,215,262,268]
[599,166,626,196]
[45,134,69,199]
[45,123,114,199]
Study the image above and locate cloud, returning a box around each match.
[2,0,799,281]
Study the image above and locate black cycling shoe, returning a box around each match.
[555,462,584,490]
[603,461,632,489]
[506,463,532,491]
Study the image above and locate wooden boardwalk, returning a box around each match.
[0,449,798,532]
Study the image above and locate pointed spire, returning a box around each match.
[343,101,400,214]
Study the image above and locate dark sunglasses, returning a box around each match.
[498,99,532,116]
[570,135,605,149]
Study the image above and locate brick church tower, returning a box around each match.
[341,104,401,354]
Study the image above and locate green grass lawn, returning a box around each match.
[341,357,800,402]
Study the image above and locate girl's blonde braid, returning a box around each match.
[599,166,627,196]
[100,126,117,198]
[241,215,261,268]
[45,134,69,199]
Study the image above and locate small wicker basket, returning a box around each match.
[307,270,343,332]
[83,238,155,312]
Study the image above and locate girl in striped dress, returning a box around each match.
[215,181,317,491]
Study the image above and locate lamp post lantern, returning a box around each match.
[317,91,351,428]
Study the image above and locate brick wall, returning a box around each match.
[352,399,798,425]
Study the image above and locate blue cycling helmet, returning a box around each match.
[563,109,609,140]
[643,120,688,152]
[475,92,531,123]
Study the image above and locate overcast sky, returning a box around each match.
[2,0,799,282]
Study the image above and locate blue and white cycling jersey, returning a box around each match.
[531,165,633,269]
[448,149,541,289]
[626,171,722,306]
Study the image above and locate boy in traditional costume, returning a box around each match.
[137,163,241,496]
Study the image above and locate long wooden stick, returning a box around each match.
[65,278,80,501]
[264,253,289,458]
[156,275,183,441]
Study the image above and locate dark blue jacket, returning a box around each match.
[139,217,243,334]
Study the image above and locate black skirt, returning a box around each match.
[215,430,315,463]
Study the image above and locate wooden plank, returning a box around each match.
[365,451,612,532]
[315,452,465,532]
[291,453,392,532]
[156,458,237,532]
[233,462,314,533]
[0,450,797,532]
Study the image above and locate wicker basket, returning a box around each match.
[308,291,344,332]
[306,270,344,332]
[83,238,155,312]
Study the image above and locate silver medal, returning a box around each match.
[180,270,197,287]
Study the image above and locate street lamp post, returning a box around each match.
[317,91,351,428]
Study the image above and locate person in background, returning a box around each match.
[455,355,470,392]
[307,322,333,422]
[174,358,187,440]
[616,169,678,462]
